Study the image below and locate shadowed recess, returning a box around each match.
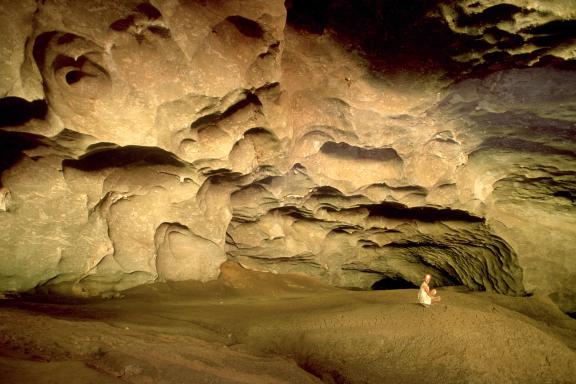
[110,15,135,31]
[135,3,162,20]
[0,97,48,128]
[62,146,186,171]
[320,141,400,161]
[468,112,576,142]
[454,3,525,28]
[476,137,576,157]
[311,185,344,196]
[0,131,45,186]
[226,16,265,38]
[285,0,465,75]
[363,202,485,223]
[371,276,418,290]
[287,0,575,78]
[148,25,171,38]
[32,31,59,70]
[522,19,576,39]
[191,92,262,129]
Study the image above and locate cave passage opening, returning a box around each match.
[371,276,418,290]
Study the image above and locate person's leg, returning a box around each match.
[430,289,441,302]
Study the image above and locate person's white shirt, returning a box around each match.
[418,281,432,306]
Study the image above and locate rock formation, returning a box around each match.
[0,0,575,313]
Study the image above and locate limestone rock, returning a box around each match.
[0,0,575,313]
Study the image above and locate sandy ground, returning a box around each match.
[1,263,575,384]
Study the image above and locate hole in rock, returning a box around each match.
[371,276,418,290]
[0,97,48,127]
[226,16,265,38]
[65,70,86,85]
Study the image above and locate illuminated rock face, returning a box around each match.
[0,0,575,311]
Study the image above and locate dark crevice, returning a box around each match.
[553,191,576,203]
[478,137,576,157]
[371,276,418,290]
[32,31,58,70]
[191,92,262,130]
[365,202,484,223]
[529,34,573,48]
[53,54,87,71]
[269,206,316,221]
[135,3,162,20]
[56,33,78,45]
[65,71,87,85]
[0,131,46,187]
[455,4,525,28]
[534,56,576,71]
[468,112,576,142]
[148,25,171,39]
[320,141,400,162]
[62,146,186,171]
[243,127,279,140]
[330,224,363,234]
[286,0,473,77]
[226,16,265,39]
[110,15,135,32]
[384,241,450,249]
[286,1,570,79]
[522,19,576,38]
[312,185,343,196]
[296,362,347,384]
[0,97,48,127]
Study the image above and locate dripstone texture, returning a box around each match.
[0,0,575,312]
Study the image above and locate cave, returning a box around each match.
[371,276,418,290]
[0,0,575,383]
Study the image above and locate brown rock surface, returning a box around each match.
[0,0,575,316]
[0,265,575,383]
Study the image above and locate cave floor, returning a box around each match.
[1,265,575,384]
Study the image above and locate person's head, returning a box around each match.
[424,274,431,283]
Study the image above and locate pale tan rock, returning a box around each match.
[155,223,226,282]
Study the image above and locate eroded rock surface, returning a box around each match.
[0,0,575,312]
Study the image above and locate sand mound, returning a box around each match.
[1,266,575,383]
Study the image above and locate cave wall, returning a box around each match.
[0,0,575,312]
